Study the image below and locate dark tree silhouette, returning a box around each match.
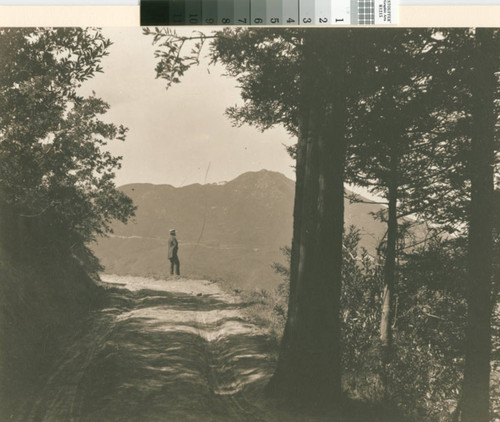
[0,28,136,269]
[460,28,498,422]
[346,30,445,369]
[144,28,500,415]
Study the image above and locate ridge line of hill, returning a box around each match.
[94,170,389,290]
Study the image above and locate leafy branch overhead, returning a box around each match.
[0,28,136,271]
[143,27,215,88]
[144,28,302,136]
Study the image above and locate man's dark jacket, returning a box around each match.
[168,235,178,259]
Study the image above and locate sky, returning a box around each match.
[79,27,296,188]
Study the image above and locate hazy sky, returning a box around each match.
[80,27,296,187]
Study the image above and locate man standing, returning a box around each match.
[168,229,180,276]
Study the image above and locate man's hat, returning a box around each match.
[169,229,176,235]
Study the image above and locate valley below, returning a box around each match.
[93,171,389,290]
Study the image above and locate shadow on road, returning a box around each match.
[26,277,276,422]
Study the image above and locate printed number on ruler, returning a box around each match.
[315,0,329,24]
[234,0,250,24]
[218,0,234,24]
[186,0,202,24]
[170,0,185,24]
[201,0,217,24]
[251,0,266,24]
[283,0,299,24]
[299,0,314,25]
[332,0,350,24]
[266,0,282,24]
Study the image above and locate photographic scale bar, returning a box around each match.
[141,0,397,25]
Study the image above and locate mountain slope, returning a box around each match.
[92,170,387,289]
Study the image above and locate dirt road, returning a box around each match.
[23,275,277,422]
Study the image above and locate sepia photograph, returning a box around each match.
[0,27,499,422]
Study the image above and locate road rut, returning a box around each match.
[23,275,276,422]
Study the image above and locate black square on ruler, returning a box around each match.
[141,0,169,25]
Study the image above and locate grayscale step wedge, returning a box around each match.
[234,0,250,24]
[169,0,185,24]
[331,0,351,23]
[218,0,234,24]
[282,0,299,24]
[299,0,314,24]
[139,0,397,25]
[202,0,218,24]
[250,0,266,24]
[315,0,330,24]
[266,0,283,24]
[185,0,201,24]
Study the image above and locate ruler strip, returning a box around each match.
[11,5,500,27]
[358,0,375,24]
[266,0,282,24]
[299,0,314,24]
[169,0,185,24]
[374,0,397,23]
[185,0,201,24]
[140,0,396,25]
[250,0,266,24]
[234,0,250,24]
[141,0,169,25]
[350,0,359,23]
[332,0,351,24]
[202,0,217,24]
[315,0,330,24]
[218,0,234,24]
[282,0,298,24]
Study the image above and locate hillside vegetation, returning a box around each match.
[93,170,389,289]
[0,205,104,417]
[0,29,135,418]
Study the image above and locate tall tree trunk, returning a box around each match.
[268,31,348,407]
[268,77,312,398]
[380,178,397,361]
[461,28,496,422]
[379,172,398,398]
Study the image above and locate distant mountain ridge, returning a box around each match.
[93,170,387,289]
